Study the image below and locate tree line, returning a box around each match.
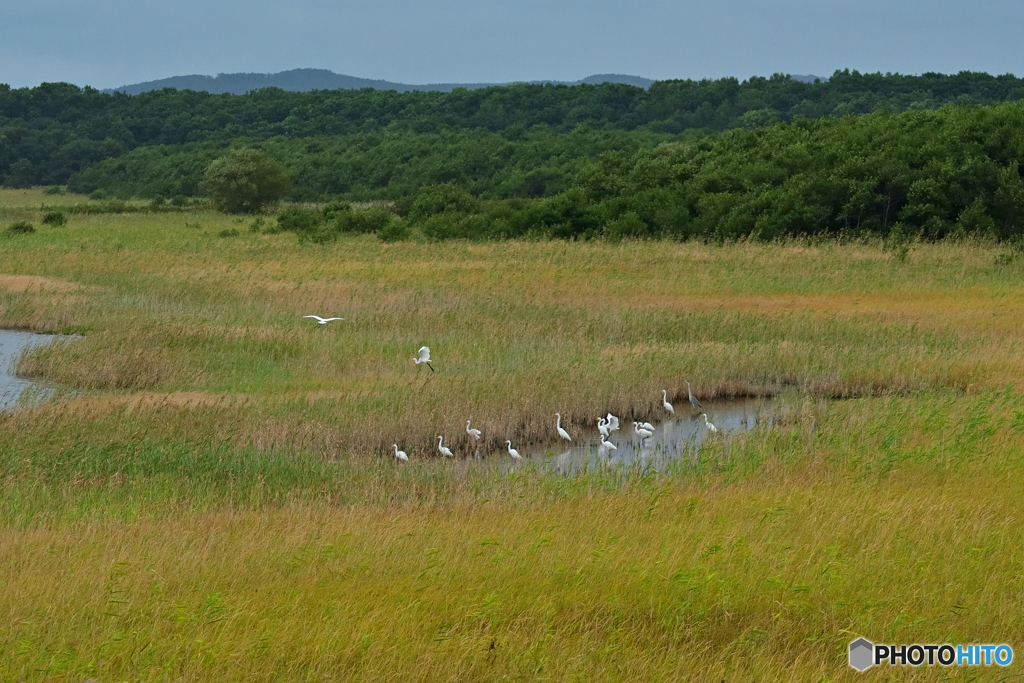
[4,70,1024,191]
[266,104,1024,243]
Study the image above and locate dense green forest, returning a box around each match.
[3,70,1024,242]
[270,104,1024,243]
[4,69,1024,196]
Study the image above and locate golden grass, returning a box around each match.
[1,190,1023,679]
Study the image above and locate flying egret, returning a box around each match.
[506,440,521,460]
[413,346,434,372]
[303,315,344,325]
[662,390,675,414]
[466,420,482,440]
[437,436,454,457]
[640,421,656,433]
[597,417,610,438]
[633,421,654,445]
[605,414,620,432]
[702,413,718,433]
[600,433,618,451]
[686,381,702,410]
[392,444,408,462]
[555,413,572,441]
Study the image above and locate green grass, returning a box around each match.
[1,190,1023,680]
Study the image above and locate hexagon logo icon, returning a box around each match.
[849,638,874,671]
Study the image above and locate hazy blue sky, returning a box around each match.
[2,0,1022,88]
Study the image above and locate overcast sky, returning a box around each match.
[1,0,1022,89]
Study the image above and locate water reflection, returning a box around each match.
[0,329,71,410]
[515,399,768,474]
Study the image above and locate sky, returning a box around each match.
[1,0,1023,89]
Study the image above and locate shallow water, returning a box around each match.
[510,399,769,474]
[0,329,69,410]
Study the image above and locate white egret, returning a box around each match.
[437,436,454,457]
[466,420,482,440]
[555,413,572,441]
[662,390,675,414]
[597,417,610,438]
[633,421,654,445]
[303,315,344,325]
[605,414,620,432]
[506,440,521,460]
[702,413,718,433]
[640,421,656,433]
[413,346,434,372]
[392,444,408,462]
[600,433,618,451]
[686,381,702,410]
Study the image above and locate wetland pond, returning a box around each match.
[0,329,70,410]
[503,398,773,474]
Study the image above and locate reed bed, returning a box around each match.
[1,191,1023,680]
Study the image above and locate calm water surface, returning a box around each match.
[0,329,70,410]
[495,398,772,474]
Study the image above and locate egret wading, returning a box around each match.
[414,346,434,372]
[437,436,454,457]
[702,413,718,433]
[662,390,675,414]
[466,420,482,440]
[303,315,344,325]
[555,413,572,441]
[686,381,702,411]
[597,417,610,438]
[392,444,408,462]
[600,434,618,451]
[633,421,654,446]
[506,440,521,460]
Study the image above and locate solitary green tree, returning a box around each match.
[201,149,290,214]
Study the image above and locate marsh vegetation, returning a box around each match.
[1,189,1023,680]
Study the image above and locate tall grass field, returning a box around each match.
[2,188,1023,680]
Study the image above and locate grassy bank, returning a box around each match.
[1,190,1023,680]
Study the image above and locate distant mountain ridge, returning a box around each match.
[106,68,659,95]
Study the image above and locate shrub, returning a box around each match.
[276,207,321,234]
[338,206,393,234]
[407,184,480,223]
[217,228,240,238]
[604,212,649,241]
[377,217,411,243]
[88,189,109,201]
[41,211,67,227]
[42,186,65,196]
[201,149,291,214]
[8,221,35,234]
[170,195,188,207]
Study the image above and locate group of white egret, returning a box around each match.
[303,314,717,464]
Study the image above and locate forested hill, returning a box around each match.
[3,70,1024,191]
[106,69,656,95]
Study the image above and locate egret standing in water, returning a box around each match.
[662,390,675,414]
[392,444,408,462]
[413,346,434,372]
[702,414,718,433]
[437,436,454,457]
[600,433,618,451]
[506,440,521,460]
[633,421,654,446]
[555,413,572,441]
[466,420,482,440]
[303,315,344,325]
[597,417,610,438]
[686,381,702,411]
[640,421,656,433]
